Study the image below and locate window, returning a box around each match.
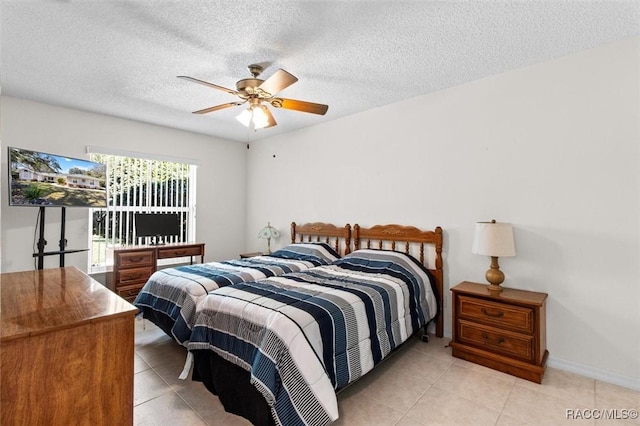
[88,150,197,273]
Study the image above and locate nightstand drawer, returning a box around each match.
[157,246,203,259]
[116,266,154,286]
[458,295,534,334]
[116,284,144,302]
[458,319,534,362]
[117,250,154,267]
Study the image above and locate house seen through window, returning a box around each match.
[88,151,197,273]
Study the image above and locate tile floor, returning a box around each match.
[134,319,640,425]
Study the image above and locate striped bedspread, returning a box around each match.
[188,249,438,426]
[134,243,340,345]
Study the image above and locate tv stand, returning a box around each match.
[32,206,88,269]
[112,242,205,302]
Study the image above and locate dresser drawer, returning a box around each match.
[457,295,534,334]
[458,319,534,362]
[115,266,154,287]
[157,245,202,259]
[116,250,155,268]
[116,284,144,303]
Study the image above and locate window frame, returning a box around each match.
[87,148,198,273]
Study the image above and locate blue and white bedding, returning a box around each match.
[134,243,340,345]
[188,249,438,426]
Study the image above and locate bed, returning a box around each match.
[134,222,352,346]
[187,224,444,426]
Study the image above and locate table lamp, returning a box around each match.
[257,222,280,254]
[472,220,516,291]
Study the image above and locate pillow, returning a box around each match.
[333,248,440,321]
[269,242,341,265]
[333,248,424,272]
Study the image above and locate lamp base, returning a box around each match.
[485,256,505,292]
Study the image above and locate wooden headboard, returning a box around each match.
[353,224,444,338]
[290,222,352,256]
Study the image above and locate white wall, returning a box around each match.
[246,37,640,389]
[1,37,637,391]
[1,97,247,274]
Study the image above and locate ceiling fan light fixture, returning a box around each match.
[252,105,270,129]
[236,107,253,127]
[236,104,270,130]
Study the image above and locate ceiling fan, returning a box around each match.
[178,64,328,130]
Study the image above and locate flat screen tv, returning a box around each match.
[8,146,107,207]
[135,213,181,245]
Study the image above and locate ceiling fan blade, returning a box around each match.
[177,76,237,95]
[193,102,243,114]
[272,98,329,115]
[258,69,298,97]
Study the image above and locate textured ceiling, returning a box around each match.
[2,1,639,143]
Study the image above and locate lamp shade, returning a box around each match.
[252,106,270,129]
[236,104,271,130]
[236,108,253,127]
[257,222,280,240]
[472,221,516,257]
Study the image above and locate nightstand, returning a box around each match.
[450,281,548,383]
[239,251,264,259]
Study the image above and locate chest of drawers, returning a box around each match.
[114,247,157,302]
[450,281,548,383]
[1,267,138,424]
[113,243,205,302]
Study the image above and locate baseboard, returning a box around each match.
[546,356,640,392]
[441,328,639,392]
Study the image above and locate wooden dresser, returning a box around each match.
[1,267,138,425]
[450,281,548,383]
[113,242,205,302]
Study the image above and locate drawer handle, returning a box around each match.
[481,308,504,318]
[128,257,144,263]
[482,332,505,345]
[126,289,139,296]
[126,274,142,280]
[175,251,186,256]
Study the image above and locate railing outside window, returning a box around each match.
[88,153,196,273]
